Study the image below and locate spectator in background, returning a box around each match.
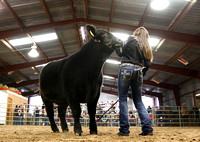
[41,106,49,126]
[192,106,199,119]
[116,27,153,136]
[147,106,152,113]
[14,105,19,125]
[191,106,199,126]
[34,106,40,125]
[18,105,23,125]
[181,103,189,126]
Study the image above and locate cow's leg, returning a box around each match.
[58,105,69,132]
[87,101,98,134]
[70,103,82,135]
[45,102,59,132]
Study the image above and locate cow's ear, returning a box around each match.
[86,25,96,38]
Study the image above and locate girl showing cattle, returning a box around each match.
[116,27,154,136]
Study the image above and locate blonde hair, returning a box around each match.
[133,27,153,62]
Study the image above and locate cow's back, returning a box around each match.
[40,59,67,101]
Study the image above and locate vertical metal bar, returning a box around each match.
[178,106,181,127]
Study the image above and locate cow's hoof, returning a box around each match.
[63,129,69,133]
[90,131,97,135]
[53,131,60,133]
[75,132,82,136]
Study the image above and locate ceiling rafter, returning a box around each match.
[150,56,200,91]
[0,55,199,79]
[0,18,200,46]
[85,0,88,20]
[105,73,176,90]
[18,81,162,97]
[5,71,176,93]
[109,0,115,23]
[7,79,39,88]
[148,43,192,81]
[103,83,162,98]
[39,0,67,56]
[1,0,44,74]
[147,1,196,90]
[0,0,25,30]
[69,0,81,48]
[40,0,53,23]
[138,0,152,26]
[0,56,65,74]
[0,58,32,91]
[154,1,196,52]
[1,39,40,75]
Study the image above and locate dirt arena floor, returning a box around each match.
[0,126,199,142]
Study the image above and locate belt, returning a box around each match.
[120,63,145,71]
[120,63,142,68]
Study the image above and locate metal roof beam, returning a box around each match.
[150,63,199,79]
[0,56,65,74]
[0,55,199,79]
[0,18,200,46]
[105,73,176,90]
[7,79,39,88]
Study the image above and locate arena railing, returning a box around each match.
[0,103,199,127]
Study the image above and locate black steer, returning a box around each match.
[40,25,122,135]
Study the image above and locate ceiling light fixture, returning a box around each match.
[178,57,188,65]
[35,63,48,68]
[149,37,160,47]
[32,33,58,42]
[8,32,58,46]
[153,78,160,84]
[196,93,200,97]
[151,0,169,11]
[28,45,39,57]
[103,75,115,80]
[106,59,121,65]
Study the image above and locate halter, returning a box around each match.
[93,38,121,50]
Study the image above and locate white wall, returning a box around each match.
[29,96,43,114]
[0,91,8,124]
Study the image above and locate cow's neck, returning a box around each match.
[81,40,113,74]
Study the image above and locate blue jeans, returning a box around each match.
[118,65,153,134]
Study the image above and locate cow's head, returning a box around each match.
[86,25,123,50]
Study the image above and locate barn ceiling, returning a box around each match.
[0,0,200,99]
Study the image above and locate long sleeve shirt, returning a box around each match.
[115,36,151,76]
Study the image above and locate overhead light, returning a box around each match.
[34,88,39,93]
[9,37,32,46]
[28,45,39,57]
[16,78,23,84]
[151,0,169,11]
[35,63,48,68]
[7,71,14,75]
[185,0,197,2]
[153,78,160,84]
[112,32,129,41]
[149,37,160,47]
[178,57,188,65]
[106,59,121,65]
[80,26,87,43]
[103,75,115,80]
[32,33,58,42]
[8,32,58,46]
[34,72,39,75]
[21,89,25,92]
[196,93,200,97]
